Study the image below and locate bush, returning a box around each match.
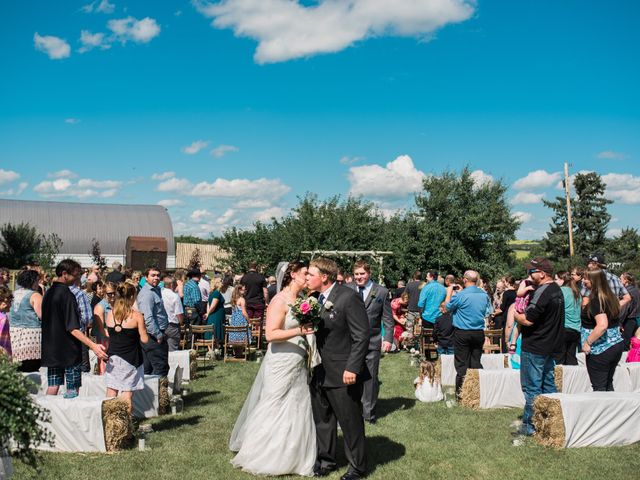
[0,356,53,468]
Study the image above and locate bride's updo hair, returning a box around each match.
[281,261,307,289]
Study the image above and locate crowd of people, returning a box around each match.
[0,250,638,439]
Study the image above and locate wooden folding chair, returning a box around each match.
[224,325,251,362]
[483,328,503,354]
[421,328,438,361]
[179,322,192,350]
[190,325,215,368]
[248,317,264,351]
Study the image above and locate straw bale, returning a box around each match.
[459,369,480,410]
[504,355,509,368]
[102,398,133,452]
[554,365,563,392]
[533,395,566,448]
[190,349,198,380]
[434,357,442,383]
[159,376,170,415]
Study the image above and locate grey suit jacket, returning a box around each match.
[349,282,394,350]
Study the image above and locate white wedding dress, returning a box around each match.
[229,310,317,476]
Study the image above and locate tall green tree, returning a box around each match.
[606,227,640,274]
[413,168,519,278]
[573,172,612,256]
[0,223,62,270]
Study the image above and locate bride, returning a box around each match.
[229,261,317,476]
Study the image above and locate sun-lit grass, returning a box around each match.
[14,353,638,480]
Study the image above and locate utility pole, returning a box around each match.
[564,162,575,257]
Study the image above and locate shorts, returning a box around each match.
[47,364,83,391]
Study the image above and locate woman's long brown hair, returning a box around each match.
[113,281,137,324]
[586,269,620,320]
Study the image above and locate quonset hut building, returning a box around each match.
[0,199,175,269]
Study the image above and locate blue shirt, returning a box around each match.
[446,285,492,330]
[69,285,92,332]
[183,279,201,308]
[418,281,447,323]
[136,282,169,338]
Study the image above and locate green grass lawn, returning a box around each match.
[15,353,639,480]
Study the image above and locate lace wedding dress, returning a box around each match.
[229,310,316,476]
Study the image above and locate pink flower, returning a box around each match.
[300,302,311,314]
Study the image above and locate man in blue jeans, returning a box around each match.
[514,257,564,436]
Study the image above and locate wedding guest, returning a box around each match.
[554,271,581,365]
[206,277,225,344]
[42,259,107,398]
[266,275,277,303]
[229,285,251,356]
[444,270,492,398]
[514,258,564,436]
[433,302,454,355]
[70,276,94,372]
[418,270,447,329]
[581,269,624,391]
[105,261,125,284]
[620,272,639,350]
[220,276,234,316]
[240,262,268,320]
[105,282,149,414]
[161,276,184,352]
[199,266,211,315]
[414,360,444,403]
[183,269,204,325]
[91,280,106,310]
[0,268,10,289]
[393,280,406,299]
[8,269,43,372]
[136,266,169,377]
[405,271,422,328]
[93,282,116,374]
[0,286,13,357]
[627,328,640,363]
[390,292,409,349]
[174,269,186,300]
[582,253,631,308]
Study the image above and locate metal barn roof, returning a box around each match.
[0,199,175,255]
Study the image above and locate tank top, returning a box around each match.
[9,288,40,328]
[107,320,143,368]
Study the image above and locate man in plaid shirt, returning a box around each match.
[581,253,631,308]
[70,277,94,372]
[183,269,204,325]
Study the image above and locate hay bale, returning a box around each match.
[554,365,563,392]
[158,376,170,415]
[503,355,510,368]
[102,398,133,452]
[533,396,566,448]
[189,349,198,380]
[459,369,480,410]
[434,357,442,383]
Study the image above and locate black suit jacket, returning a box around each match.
[313,284,370,388]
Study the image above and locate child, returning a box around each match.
[0,286,13,357]
[434,302,454,355]
[390,292,409,350]
[627,328,640,363]
[229,285,252,357]
[414,360,444,402]
[508,278,535,354]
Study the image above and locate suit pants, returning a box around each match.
[310,380,366,476]
[142,335,169,377]
[453,328,484,397]
[361,348,380,421]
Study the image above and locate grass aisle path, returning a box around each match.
[16,354,638,479]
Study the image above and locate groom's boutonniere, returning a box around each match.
[324,300,334,311]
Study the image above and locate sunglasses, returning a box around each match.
[527,269,540,275]
[106,292,116,296]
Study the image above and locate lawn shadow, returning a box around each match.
[367,435,406,474]
[152,414,204,432]
[376,396,416,420]
[183,389,220,408]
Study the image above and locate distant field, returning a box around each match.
[509,240,540,260]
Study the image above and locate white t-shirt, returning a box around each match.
[199,278,210,302]
[162,288,184,325]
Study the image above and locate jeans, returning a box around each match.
[437,346,454,355]
[520,350,556,435]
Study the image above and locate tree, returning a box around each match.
[540,195,572,262]
[606,227,640,274]
[188,247,202,270]
[573,172,612,257]
[0,223,62,270]
[413,168,520,279]
[89,239,107,272]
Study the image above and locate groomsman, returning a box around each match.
[351,259,394,424]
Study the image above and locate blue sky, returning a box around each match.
[1,0,639,240]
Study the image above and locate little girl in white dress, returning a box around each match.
[414,360,444,403]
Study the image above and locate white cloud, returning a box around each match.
[513,170,561,190]
[470,169,494,187]
[34,178,73,194]
[65,118,81,124]
[606,228,622,239]
[34,33,71,60]
[211,144,239,158]
[0,169,20,185]
[511,192,544,205]
[193,0,475,64]
[513,211,533,223]
[191,209,212,221]
[340,155,364,165]
[48,169,78,179]
[108,16,161,43]
[82,0,115,14]
[597,150,627,160]
[156,177,192,192]
[0,181,28,196]
[253,207,285,223]
[151,171,176,181]
[34,177,122,198]
[78,30,111,53]
[158,199,184,207]
[217,208,238,224]
[182,140,209,154]
[348,154,425,199]
[236,199,272,209]
[192,178,290,199]
[77,179,122,189]
[601,173,640,205]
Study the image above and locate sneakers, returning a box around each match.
[63,389,79,399]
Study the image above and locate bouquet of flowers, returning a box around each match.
[289,296,323,332]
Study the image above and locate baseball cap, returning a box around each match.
[525,257,554,275]
[587,252,605,265]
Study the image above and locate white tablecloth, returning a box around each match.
[542,392,640,448]
[33,395,106,452]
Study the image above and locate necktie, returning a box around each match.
[318,293,325,304]
[358,286,365,300]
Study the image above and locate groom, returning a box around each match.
[306,257,370,480]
